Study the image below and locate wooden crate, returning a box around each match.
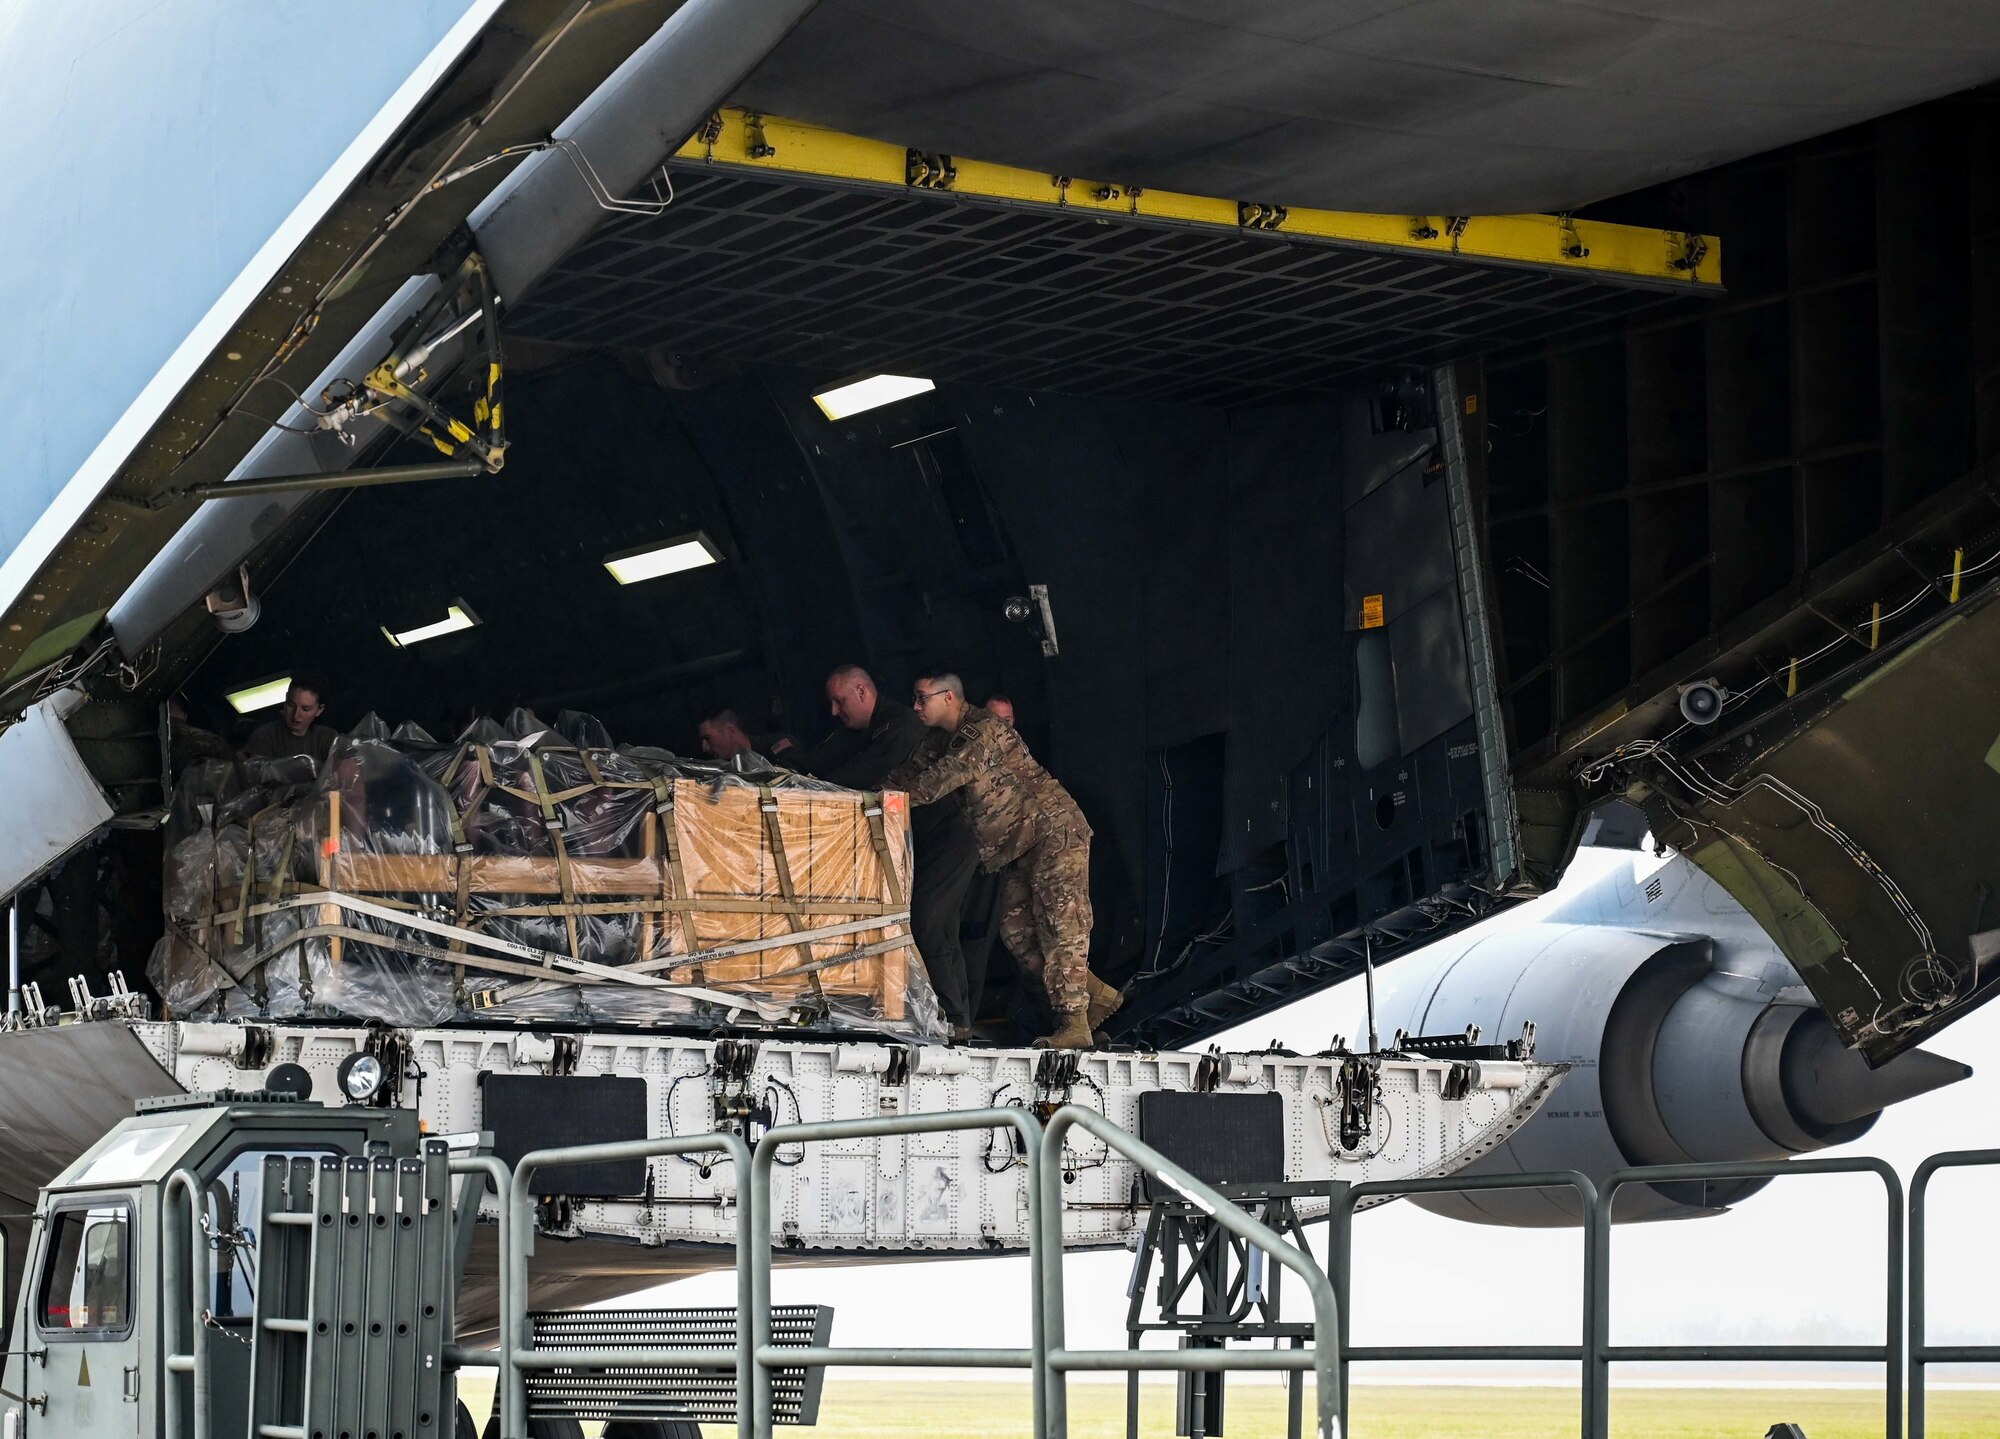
[318,777,916,1018]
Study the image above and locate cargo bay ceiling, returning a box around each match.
[506,109,1717,406]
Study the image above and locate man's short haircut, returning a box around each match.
[701,706,744,730]
[986,691,1012,708]
[827,663,875,689]
[918,669,965,700]
[289,676,329,708]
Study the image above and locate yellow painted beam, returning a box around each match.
[674,109,1722,289]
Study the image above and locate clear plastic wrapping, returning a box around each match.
[150,713,939,1038]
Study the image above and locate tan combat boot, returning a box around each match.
[1033,1008,1095,1049]
[1085,973,1124,1031]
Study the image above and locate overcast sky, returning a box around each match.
[641,847,2000,1379]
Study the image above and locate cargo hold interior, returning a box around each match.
[83,352,1505,1046]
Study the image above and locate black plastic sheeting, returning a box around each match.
[736,0,2000,214]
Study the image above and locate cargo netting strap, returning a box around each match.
[758,785,827,1002]
[524,751,582,964]
[863,795,909,908]
[648,776,704,978]
[231,801,286,948]
[265,811,300,1011]
[436,744,477,998]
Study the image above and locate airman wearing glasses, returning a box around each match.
[888,671,1122,1048]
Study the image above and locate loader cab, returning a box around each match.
[3,1095,416,1439]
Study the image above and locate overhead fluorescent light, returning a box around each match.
[604,532,723,586]
[225,675,290,714]
[382,601,480,648]
[812,374,935,421]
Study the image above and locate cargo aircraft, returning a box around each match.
[1,1,1997,1320]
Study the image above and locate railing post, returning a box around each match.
[1907,1148,2000,1439]
[750,1137,775,1439]
[1037,1123,1068,1439]
[1913,1155,1928,1439]
[1912,1151,1928,1439]
[737,1142,758,1439]
[1583,1178,1610,1439]
[1886,1160,1905,1439]
[1329,1180,1352,1428]
[745,1109,1046,1439]
[447,1156,515,1439]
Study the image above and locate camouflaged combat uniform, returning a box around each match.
[884,705,1094,1016]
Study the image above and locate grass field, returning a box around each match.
[460,1375,2000,1436]
[796,1379,2000,1437]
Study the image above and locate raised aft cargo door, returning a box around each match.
[0,0,701,718]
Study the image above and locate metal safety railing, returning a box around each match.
[747,1108,1050,1438]
[453,1123,1952,1439]
[144,1110,1993,1439]
[1909,1148,2000,1439]
[470,1103,1345,1439]
[1592,1158,1905,1439]
[1038,1107,1341,1439]
[1331,1157,1908,1439]
[1331,1171,1600,1435]
[438,1135,756,1439]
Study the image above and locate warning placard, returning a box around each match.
[1360,594,1385,629]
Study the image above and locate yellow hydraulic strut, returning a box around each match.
[360,251,508,470]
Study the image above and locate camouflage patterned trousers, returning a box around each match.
[996,822,1093,1016]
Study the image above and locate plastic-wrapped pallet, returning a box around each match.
[149,711,941,1038]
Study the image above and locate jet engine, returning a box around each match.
[1377,850,1970,1225]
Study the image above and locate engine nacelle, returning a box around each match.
[1378,851,1969,1225]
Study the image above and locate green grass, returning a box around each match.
[461,1374,2000,1436]
[789,1379,2000,1438]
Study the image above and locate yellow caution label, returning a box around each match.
[1360,594,1385,629]
[1464,394,1479,415]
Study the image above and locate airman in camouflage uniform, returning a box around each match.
[885,672,1119,1047]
